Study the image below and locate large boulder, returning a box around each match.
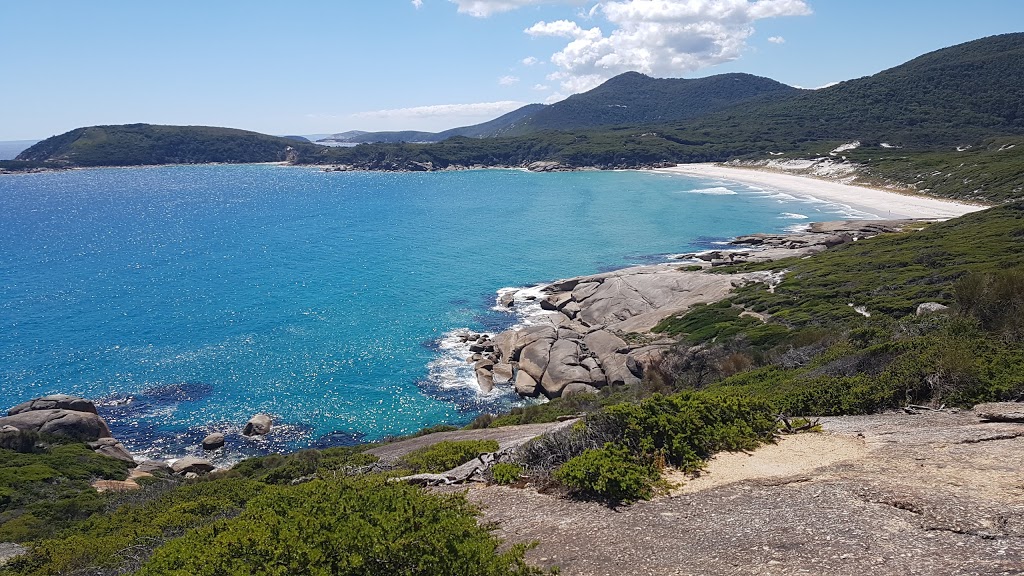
[562,383,600,398]
[475,369,495,394]
[492,363,514,383]
[202,433,226,451]
[508,324,558,362]
[539,340,598,397]
[171,456,216,476]
[514,370,540,397]
[518,338,555,383]
[8,394,97,416]
[584,330,640,388]
[137,460,174,475]
[0,409,111,441]
[88,438,136,465]
[242,414,273,436]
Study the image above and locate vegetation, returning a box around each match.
[554,444,658,504]
[0,440,134,543]
[1,441,550,576]
[490,463,524,485]
[135,478,546,576]
[15,124,320,167]
[400,440,500,474]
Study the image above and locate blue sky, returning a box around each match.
[1,0,1021,140]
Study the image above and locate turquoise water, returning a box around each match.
[0,165,864,461]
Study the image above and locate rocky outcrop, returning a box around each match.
[476,219,912,400]
[242,414,273,436]
[8,394,98,416]
[0,408,112,441]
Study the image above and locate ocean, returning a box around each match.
[0,165,871,463]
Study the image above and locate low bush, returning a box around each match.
[401,440,500,474]
[554,444,658,504]
[490,463,524,485]
[135,477,550,576]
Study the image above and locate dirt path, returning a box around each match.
[366,420,575,462]
[463,410,1024,575]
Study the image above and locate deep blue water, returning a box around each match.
[0,165,865,462]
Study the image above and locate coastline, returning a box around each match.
[657,163,988,220]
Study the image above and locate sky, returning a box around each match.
[1,0,1022,141]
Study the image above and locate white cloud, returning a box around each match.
[767,35,785,43]
[352,101,528,121]
[412,0,423,8]
[793,81,839,90]
[526,0,812,94]
[532,83,551,91]
[450,0,572,17]
[499,75,521,86]
[522,56,540,66]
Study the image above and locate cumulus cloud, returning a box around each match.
[524,0,811,94]
[499,75,521,86]
[522,56,540,66]
[352,101,528,120]
[532,83,551,91]
[412,0,423,7]
[767,35,785,43]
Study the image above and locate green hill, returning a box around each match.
[673,32,1024,148]
[16,124,322,167]
[508,72,798,135]
[321,104,547,144]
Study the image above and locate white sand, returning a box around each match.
[659,163,987,220]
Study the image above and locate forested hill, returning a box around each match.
[15,124,322,167]
[506,72,798,135]
[676,32,1024,147]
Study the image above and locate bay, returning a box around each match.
[0,165,865,460]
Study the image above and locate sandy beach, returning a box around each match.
[659,163,988,220]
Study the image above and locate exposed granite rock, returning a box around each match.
[8,394,97,416]
[171,456,216,476]
[242,414,273,436]
[88,437,136,465]
[137,460,174,475]
[202,433,226,450]
[974,402,1024,423]
[916,302,950,316]
[514,370,540,397]
[0,409,112,441]
[0,543,27,566]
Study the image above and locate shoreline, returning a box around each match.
[657,163,988,220]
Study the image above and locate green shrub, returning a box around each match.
[491,463,523,485]
[605,392,776,472]
[401,440,500,473]
[554,444,658,504]
[135,477,548,576]
[231,447,378,484]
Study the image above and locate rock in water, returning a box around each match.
[202,433,226,450]
[8,394,97,416]
[242,414,273,436]
[171,457,216,475]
